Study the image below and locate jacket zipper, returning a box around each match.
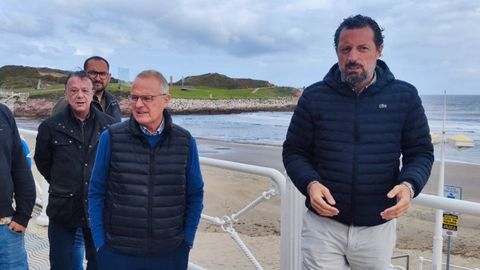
[351,94,359,224]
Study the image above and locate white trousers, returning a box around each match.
[301,210,396,270]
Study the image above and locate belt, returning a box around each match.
[0,216,12,225]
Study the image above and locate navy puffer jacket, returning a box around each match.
[283,60,434,226]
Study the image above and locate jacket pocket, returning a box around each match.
[46,192,76,222]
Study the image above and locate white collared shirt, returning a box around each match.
[140,120,165,136]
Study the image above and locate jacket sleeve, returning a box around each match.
[282,94,320,196]
[183,137,204,248]
[10,116,36,227]
[398,91,434,196]
[34,121,53,182]
[88,130,111,249]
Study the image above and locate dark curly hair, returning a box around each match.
[334,14,384,50]
[83,56,110,70]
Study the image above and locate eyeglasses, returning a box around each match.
[129,94,167,103]
[87,71,109,79]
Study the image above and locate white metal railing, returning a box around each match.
[283,179,480,270]
[18,128,480,270]
[199,157,287,270]
[20,128,291,270]
[418,257,480,270]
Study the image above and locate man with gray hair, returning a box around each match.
[35,71,116,270]
[89,70,204,269]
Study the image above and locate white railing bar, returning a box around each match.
[188,262,208,270]
[199,156,288,269]
[418,256,479,270]
[231,188,276,222]
[200,214,226,226]
[199,157,286,196]
[414,194,480,216]
[21,128,289,269]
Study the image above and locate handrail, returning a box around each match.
[19,128,290,270]
[199,157,286,195]
[18,128,480,270]
[414,194,480,216]
[199,157,288,270]
[282,178,480,270]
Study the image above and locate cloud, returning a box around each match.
[0,0,479,93]
[0,10,53,38]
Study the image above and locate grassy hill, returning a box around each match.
[1,65,297,99]
[175,73,273,89]
[0,65,69,89]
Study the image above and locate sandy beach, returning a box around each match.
[191,139,480,269]
[21,133,480,269]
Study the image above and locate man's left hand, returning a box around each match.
[380,184,412,220]
[8,221,26,233]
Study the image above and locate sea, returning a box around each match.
[16,95,480,165]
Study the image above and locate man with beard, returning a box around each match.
[283,15,433,269]
[52,56,122,122]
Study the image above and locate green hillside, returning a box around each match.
[0,65,69,89]
[1,65,296,99]
[175,73,273,89]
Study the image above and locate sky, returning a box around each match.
[1,0,479,95]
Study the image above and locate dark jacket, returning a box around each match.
[34,105,115,228]
[0,103,36,227]
[52,91,122,122]
[105,113,191,256]
[283,60,434,226]
[92,91,122,122]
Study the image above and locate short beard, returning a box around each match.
[341,71,368,87]
[94,88,105,95]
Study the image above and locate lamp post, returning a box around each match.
[431,92,475,270]
[431,92,446,270]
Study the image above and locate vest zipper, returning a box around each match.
[147,147,155,252]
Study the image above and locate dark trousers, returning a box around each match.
[48,221,97,270]
[97,242,190,270]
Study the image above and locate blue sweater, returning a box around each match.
[89,129,204,249]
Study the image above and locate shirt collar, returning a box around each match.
[140,120,165,136]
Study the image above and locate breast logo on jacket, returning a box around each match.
[378,103,388,109]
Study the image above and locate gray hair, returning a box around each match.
[135,70,169,94]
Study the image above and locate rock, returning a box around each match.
[14,97,299,117]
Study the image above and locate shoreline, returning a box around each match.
[16,120,480,168]
[13,97,298,117]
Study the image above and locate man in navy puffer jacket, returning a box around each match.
[283,14,433,270]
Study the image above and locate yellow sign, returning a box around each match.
[442,213,459,237]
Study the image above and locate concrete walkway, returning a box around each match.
[25,206,52,270]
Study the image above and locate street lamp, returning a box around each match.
[431,92,475,270]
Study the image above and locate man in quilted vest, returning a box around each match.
[283,14,434,270]
[89,70,204,270]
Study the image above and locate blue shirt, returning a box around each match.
[88,129,204,249]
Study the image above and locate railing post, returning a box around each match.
[418,256,424,270]
[35,177,49,226]
[281,176,305,270]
